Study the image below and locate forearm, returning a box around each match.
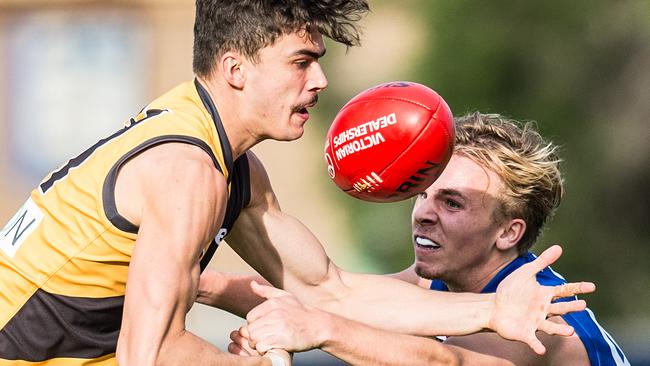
[197,270,268,318]
[318,311,460,366]
[118,328,272,366]
[158,329,274,366]
[446,345,516,366]
[309,270,493,337]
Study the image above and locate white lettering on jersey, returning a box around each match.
[215,228,228,243]
[1,198,44,258]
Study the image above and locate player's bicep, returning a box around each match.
[227,152,339,298]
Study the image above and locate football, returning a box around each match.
[324,81,454,202]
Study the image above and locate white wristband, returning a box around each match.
[263,353,286,366]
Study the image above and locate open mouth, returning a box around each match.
[293,96,318,118]
[415,235,441,250]
[294,107,309,121]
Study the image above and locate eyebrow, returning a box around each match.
[437,188,468,201]
[292,48,327,59]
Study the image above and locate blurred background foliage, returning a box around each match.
[319,0,650,361]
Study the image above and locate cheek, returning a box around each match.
[444,212,496,245]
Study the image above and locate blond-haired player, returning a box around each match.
[228,113,626,365]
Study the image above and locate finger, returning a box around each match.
[526,245,562,274]
[250,281,290,300]
[256,342,274,354]
[538,319,575,337]
[549,299,586,316]
[230,330,240,342]
[228,342,248,356]
[240,325,251,339]
[553,282,596,298]
[230,328,253,351]
[525,335,547,356]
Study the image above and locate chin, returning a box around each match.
[267,126,304,142]
[414,264,439,281]
[414,261,444,280]
[286,125,306,140]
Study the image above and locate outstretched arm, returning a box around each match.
[234,283,514,366]
[226,153,595,354]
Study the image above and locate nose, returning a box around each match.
[412,193,439,227]
[308,62,328,92]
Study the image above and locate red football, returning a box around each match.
[324,81,454,202]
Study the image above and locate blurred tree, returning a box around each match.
[412,0,650,325]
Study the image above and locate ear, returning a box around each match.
[495,218,526,251]
[219,52,245,89]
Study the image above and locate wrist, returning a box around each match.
[262,349,291,366]
[315,310,337,349]
[481,293,496,331]
[319,310,354,352]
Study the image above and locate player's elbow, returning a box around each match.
[287,262,351,309]
[437,348,462,366]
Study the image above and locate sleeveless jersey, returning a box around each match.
[430,253,630,366]
[0,80,250,365]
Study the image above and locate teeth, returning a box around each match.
[416,237,440,248]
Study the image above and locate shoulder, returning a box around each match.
[116,142,228,225]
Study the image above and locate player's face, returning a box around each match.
[243,27,328,141]
[411,154,510,291]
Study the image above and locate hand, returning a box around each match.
[228,326,261,357]
[245,281,329,354]
[490,245,596,355]
[229,326,293,366]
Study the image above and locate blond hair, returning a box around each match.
[454,112,564,254]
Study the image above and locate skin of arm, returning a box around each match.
[112,143,278,366]
[235,283,519,366]
[391,268,588,365]
[444,316,590,366]
[224,153,594,354]
[197,270,269,318]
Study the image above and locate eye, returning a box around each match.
[445,199,462,209]
[294,59,310,69]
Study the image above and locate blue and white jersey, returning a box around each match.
[430,252,630,366]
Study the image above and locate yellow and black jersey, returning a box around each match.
[0,80,250,365]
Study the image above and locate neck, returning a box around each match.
[196,76,263,160]
[445,250,519,293]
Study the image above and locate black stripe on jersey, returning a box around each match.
[39,109,168,194]
[103,135,223,234]
[194,79,235,182]
[0,289,123,361]
[199,153,251,271]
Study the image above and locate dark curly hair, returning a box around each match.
[193,0,369,76]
